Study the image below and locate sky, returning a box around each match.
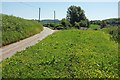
[1,2,119,20]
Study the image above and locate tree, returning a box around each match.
[74,19,89,29]
[80,19,89,28]
[61,18,71,29]
[66,5,87,25]
[101,21,107,29]
[75,22,80,29]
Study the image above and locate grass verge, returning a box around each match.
[2,14,43,46]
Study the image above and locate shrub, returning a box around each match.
[100,21,107,29]
[61,18,71,29]
[74,22,80,29]
[79,19,89,28]
[74,19,89,29]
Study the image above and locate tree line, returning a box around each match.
[43,5,119,30]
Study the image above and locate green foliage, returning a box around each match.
[100,21,107,29]
[89,24,100,30]
[103,18,120,25]
[74,19,90,29]
[101,26,119,42]
[43,19,72,30]
[2,14,43,46]
[43,23,63,30]
[79,19,89,28]
[90,18,120,26]
[0,63,2,80]
[61,18,71,29]
[2,30,118,78]
[74,22,80,29]
[66,5,87,25]
[90,20,101,25]
[90,24,119,42]
[41,19,60,24]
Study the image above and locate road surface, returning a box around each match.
[0,27,57,62]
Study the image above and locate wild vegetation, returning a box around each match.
[41,19,60,24]
[89,24,100,30]
[1,5,119,79]
[42,5,89,30]
[43,6,119,31]
[2,14,43,46]
[2,29,118,78]
[90,18,120,28]
[101,26,119,43]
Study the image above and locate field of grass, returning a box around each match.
[89,24,100,30]
[2,14,43,46]
[2,29,118,78]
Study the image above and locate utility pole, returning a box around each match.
[39,8,41,22]
[54,10,55,24]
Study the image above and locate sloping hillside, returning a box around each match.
[2,14,43,46]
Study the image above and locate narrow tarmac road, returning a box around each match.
[0,27,57,62]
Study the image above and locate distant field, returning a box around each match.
[2,14,43,46]
[2,29,118,78]
[89,24,100,30]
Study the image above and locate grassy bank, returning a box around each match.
[101,26,119,43]
[2,14,43,46]
[2,29,118,78]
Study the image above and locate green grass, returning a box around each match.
[89,24,100,30]
[0,63,2,79]
[2,14,43,46]
[2,29,118,78]
[101,26,119,43]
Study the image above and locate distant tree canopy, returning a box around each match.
[101,21,107,29]
[43,5,91,30]
[103,18,120,26]
[66,5,88,27]
[90,20,101,25]
[90,18,120,26]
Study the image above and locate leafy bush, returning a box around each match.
[61,18,71,29]
[74,22,80,29]
[2,14,43,46]
[79,19,89,28]
[43,23,68,30]
[100,21,107,29]
[2,30,118,78]
[74,19,89,29]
